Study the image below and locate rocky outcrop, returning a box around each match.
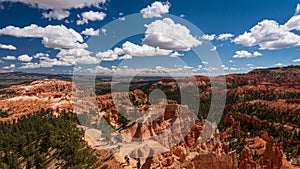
[224,112,268,132]
[0,80,150,123]
[239,147,257,169]
[261,134,284,169]
[144,127,238,169]
[0,79,73,122]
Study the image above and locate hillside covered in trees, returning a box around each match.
[0,109,98,169]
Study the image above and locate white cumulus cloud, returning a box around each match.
[140,1,170,18]
[118,17,125,21]
[57,48,98,64]
[95,41,173,61]
[0,0,106,20]
[122,41,172,56]
[3,64,15,70]
[96,65,113,74]
[230,67,240,71]
[217,33,234,40]
[33,53,49,59]
[96,49,119,61]
[233,50,262,58]
[81,28,100,36]
[283,15,300,31]
[18,54,33,62]
[170,51,184,57]
[0,24,86,49]
[77,11,106,25]
[274,63,285,67]
[3,55,16,60]
[143,18,202,50]
[118,54,132,60]
[42,10,70,20]
[201,34,215,41]
[0,43,17,50]
[234,16,300,50]
[210,46,217,51]
[295,4,300,15]
[20,49,98,69]
[293,58,300,62]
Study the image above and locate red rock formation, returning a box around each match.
[239,147,257,169]
[261,134,283,169]
[0,79,73,122]
[0,66,299,168]
[144,127,238,169]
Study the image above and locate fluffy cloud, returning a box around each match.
[217,33,234,40]
[76,56,99,64]
[293,58,300,62]
[3,64,15,70]
[96,65,113,74]
[122,41,172,56]
[230,67,240,71]
[283,15,300,31]
[82,11,106,21]
[118,17,125,21]
[3,55,16,60]
[33,53,49,59]
[1,0,106,20]
[118,54,132,60]
[183,65,193,69]
[0,43,16,50]
[20,49,98,69]
[96,49,119,61]
[81,28,100,36]
[112,47,124,55]
[0,0,106,10]
[77,11,106,25]
[18,54,33,62]
[210,46,217,51]
[42,10,70,20]
[101,28,107,35]
[20,58,68,69]
[170,51,184,57]
[0,24,86,49]
[295,4,300,15]
[143,18,202,50]
[221,65,229,70]
[233,50,262,58]
[252,51,262,57]
[57,48,98,64]
[96,41,173,61]
[201,34,215,41]
[274,63,285,67]
[234,19,300,50]
[140,1,170,18]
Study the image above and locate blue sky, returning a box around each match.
[0,0,299,75]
